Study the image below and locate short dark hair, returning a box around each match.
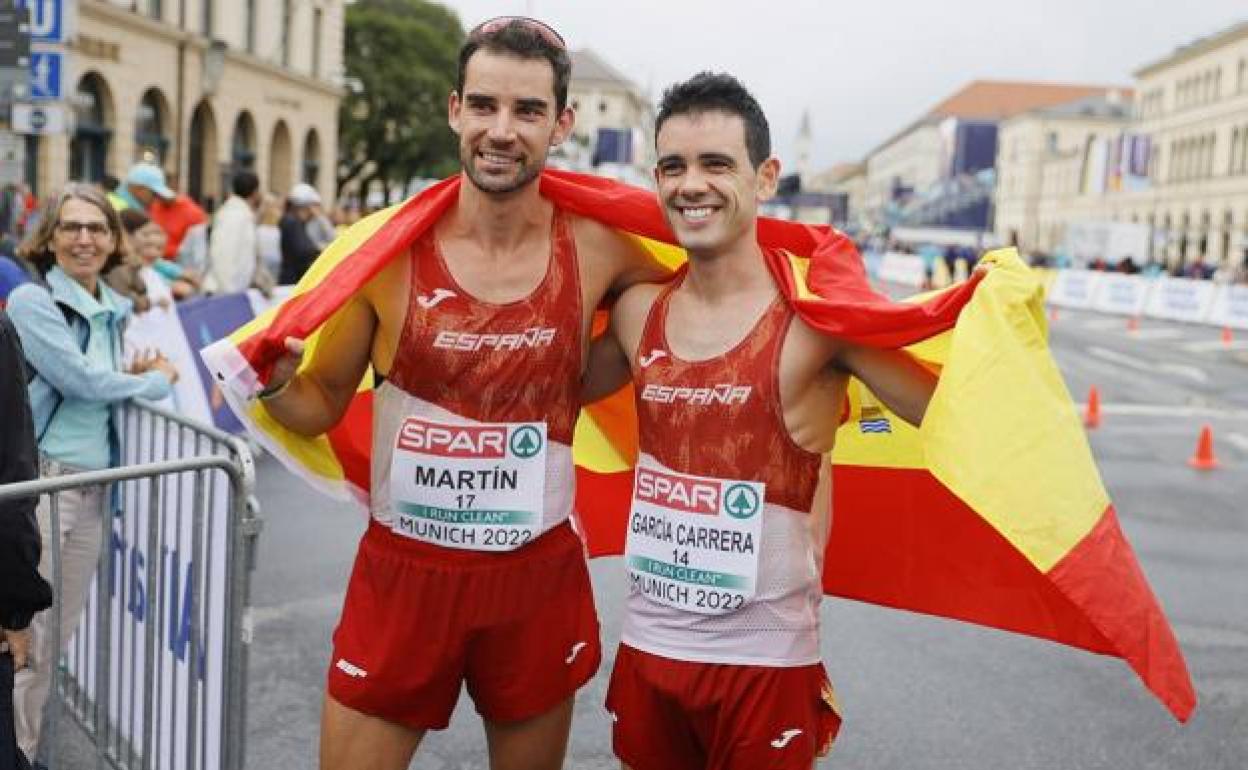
[232,171,260,198]
[656,72,771,167]
[456,19,571,111]
[118,207,152,235]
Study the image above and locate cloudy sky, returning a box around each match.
[439,0,1244,173]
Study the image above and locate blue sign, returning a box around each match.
[28,49,61,100]
[16,0,64,44]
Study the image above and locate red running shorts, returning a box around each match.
[606,643,841,770]
[327,519,601,729]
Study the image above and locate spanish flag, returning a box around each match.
[201,170,1194,722]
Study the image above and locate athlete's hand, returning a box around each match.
[263,337,306,398]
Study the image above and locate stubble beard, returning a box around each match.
[463,149,544,196]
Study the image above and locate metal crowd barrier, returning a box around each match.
[0,400,262,770]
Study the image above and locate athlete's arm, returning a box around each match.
[259,293,377,436]
[580,282,663,404]
[575,217,672,299]
[581,331,630,404]
[833,344,937,428]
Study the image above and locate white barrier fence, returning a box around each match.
[1044,270,1247,329]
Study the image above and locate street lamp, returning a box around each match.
[202,39,228,96]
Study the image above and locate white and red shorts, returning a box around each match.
[607,643,841,770]
[327,520,601,729]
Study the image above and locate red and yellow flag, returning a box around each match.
[202,170,1194,722]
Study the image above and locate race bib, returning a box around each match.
[388,416,547,551]
[625,464,764,615]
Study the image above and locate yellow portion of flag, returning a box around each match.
[224,204,401,347]
[247,399,346,481]
[572,411,632,473]
[920,249,1108,571]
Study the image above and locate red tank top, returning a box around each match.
[633,274,822,513]
[387,209,583,444]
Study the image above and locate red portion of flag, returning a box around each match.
[575,467,633,557]
[1048,507,1196,721]
[326,388,374,496]
[825,465,1113,653]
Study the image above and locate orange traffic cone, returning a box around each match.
[1083,386,1101,429]
[1222,327,1234,347]
[1126,316,1140,333]
[1187,425,1219,470]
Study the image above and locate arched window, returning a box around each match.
[69,73,113,183]
[232,111,257,172]
[302,129,322,186]
[189,100,219,204]
[134,88,170,163]
[269,120,293,193]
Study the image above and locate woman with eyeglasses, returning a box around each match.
[4,183,178,760]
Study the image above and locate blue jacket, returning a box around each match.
[6,267,172,470]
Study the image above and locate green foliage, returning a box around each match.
[338,0,465,198]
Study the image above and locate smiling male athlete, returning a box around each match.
[583,72,940,770]
[258,18,662,770]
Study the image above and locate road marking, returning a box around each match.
[1128,328,1184,341]
[1073,403,1248,420]
[1087,346,1208,383]
[251,592,345,627]
[1082,318,1126,331]
[1182,340,1248,353]
[1087,346,1151,370]
[1228,433,1248,453]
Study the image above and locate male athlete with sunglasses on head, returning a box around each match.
[257,17,664,770]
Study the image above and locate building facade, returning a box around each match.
[863,81,1119,231]
[994,93,1133,252]
[997,21,1248,269]
[555,48,654,187]
[15,0,343,206]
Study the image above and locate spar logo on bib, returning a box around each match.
[723,484,761,519]
[509,426,544,458]
[396,418,507,458]
[635,467,719,515]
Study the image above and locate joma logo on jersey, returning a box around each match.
[640,383,752,406]
[635,468,719,515]
[396,418,506,458]
[433,327,556,352]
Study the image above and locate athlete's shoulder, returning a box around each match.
[568,213,636,258]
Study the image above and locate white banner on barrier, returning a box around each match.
[1091,273,1152,317]
[1046,269,1101,309]
[877,252,927,287]
[1208,284,1248,330]
[65,416,231,770]
[1143,276,1218,323]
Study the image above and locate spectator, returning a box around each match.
[1,308,54,770]
[205,172,262,295]
[5,184,177,759]
[290,183,336,251]
[119,209,186,308]
[255,194,283,281]
[0,256,33,306]
[108,162,174,213]
[1183,254,1214,280]
[278,186,323,285]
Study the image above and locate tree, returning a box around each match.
[337,0,465,202]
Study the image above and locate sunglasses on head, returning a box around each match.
[469,16,566,50]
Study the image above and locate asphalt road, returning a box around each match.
[55,305,1248,769]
